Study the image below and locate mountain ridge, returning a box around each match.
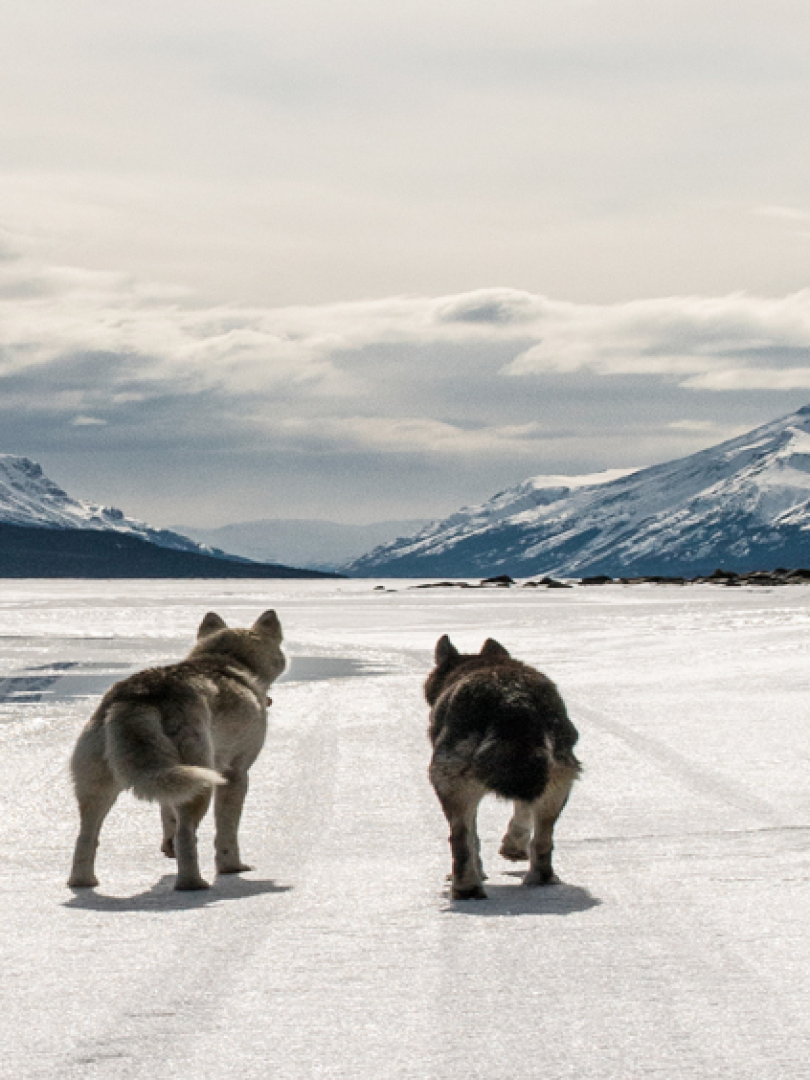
[347,406,810,578]
[0,455,335,578]
[0,454,220,555]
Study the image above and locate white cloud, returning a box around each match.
[4,246,810,436]
[683,367,810,391]
[505,292,810,386]
[273,416,546,457]
[668,419,721,432]
[756,206,810,224]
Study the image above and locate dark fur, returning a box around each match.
[426,638,579,801]
[425,635,580,899]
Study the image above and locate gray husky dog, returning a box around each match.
[425,635,580,899]
[68,610,286,891]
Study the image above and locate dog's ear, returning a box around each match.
[480,638,510,661]
[253,609,282,638]
[435,635,460,665]
[198,612,227,638]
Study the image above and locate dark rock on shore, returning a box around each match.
[394,566,810,592]
[609,567,810,587]
[522,576,573,588]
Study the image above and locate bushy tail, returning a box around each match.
[104,704,226,803]
[472,734,551,802]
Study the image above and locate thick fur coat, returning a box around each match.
[425,635,580,899]
[68,610,285,891]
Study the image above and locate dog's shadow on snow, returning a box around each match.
[63,874,292,913]
[443,879,601,917]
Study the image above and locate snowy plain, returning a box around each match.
[0,578,808,1079]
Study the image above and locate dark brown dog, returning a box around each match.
[425,635,580,899]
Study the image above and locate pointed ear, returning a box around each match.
[435,635,459,665]
[253,609,282,638]
[480,638,510,661]
[198,612,227,638]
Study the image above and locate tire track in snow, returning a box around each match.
[148,674,447,1080]
[572,697,782,824]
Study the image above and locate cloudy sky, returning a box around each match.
[2,0,810,527]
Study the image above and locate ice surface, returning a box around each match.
[0,579,809,1078]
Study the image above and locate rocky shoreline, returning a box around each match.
[379,568,810,591]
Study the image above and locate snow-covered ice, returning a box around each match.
[1,578,809,1078]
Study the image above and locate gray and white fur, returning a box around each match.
[68,610,285,891]
[425,635,580,899]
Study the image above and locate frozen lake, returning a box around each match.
[0,578,809,1078]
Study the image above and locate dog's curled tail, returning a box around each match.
[104,704,226,803]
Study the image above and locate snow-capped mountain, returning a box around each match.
[0,454,336,577]
[0,455,214,554]
[348,406,810,578]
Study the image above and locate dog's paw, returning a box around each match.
[216,861,254,875]
[67,873,98,889]
[452,883,487,900]
[174,876,210,891]
[522,870,560,888]
[499,842,530,862]
[161,839,176,859]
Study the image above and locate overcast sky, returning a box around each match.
[2,0,810,527]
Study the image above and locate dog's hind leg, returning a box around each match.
[173,789,212,891]
[431,768,487,899]
[472,818,486,881]
[160,803,177,858]
[68,781,121,888]
[68,723,123,888]
[214,768,253,874]
[499,799,532,861]
[523,768,576,888]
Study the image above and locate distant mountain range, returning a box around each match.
[347,406,810,578]
[0,455,334,578]
[172,518,430,572]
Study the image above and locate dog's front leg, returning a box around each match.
[214,769,253,874]
[173,790,212,890]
